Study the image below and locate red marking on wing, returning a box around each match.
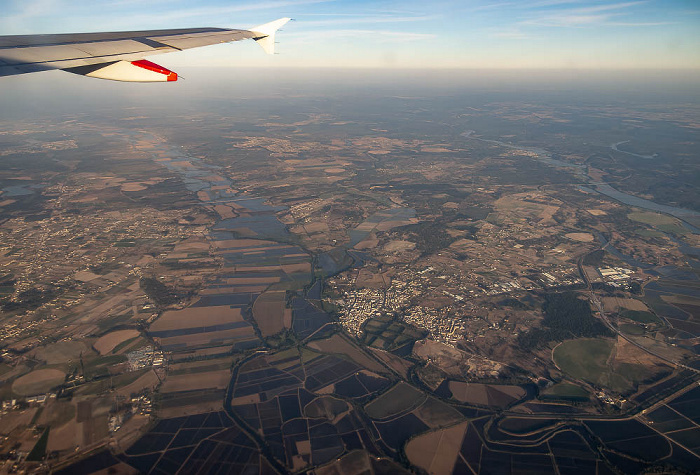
[131,59,177,81]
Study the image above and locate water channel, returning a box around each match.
[468,133,700,234]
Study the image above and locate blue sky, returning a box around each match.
[1,0,699,69]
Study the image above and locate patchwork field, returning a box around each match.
[407,419,611,474]
[348,208,417,247]
[370,393,463,454]
[307,334,388,374]
[365,382,425,419]
[552,337,666,393]
[150,302,258,351]
[494,192,561,224]
[361,315,426,354]
[230,346,392,470]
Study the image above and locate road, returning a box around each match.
[576,254,700,374]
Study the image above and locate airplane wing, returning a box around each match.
[0,18,290,82]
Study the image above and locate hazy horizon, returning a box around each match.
[2,67,699,119]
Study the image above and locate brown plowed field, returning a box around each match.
[150,305,243,331]
[253,290,287,337]
[160,370,231,393]
[12,369,65,395]
[94,329,139,355]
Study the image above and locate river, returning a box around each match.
[466,133,700,234]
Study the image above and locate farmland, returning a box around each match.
[229,344,392,470]
[364,382,424,419]
[444,381,526,408]
[12,369,65,396]
[3,77,700,474]
[150,305,257,352]
[252,290,287,337]
[540,382,589,401]
[93,329,141,355]
[553,337,669,393]
[360,315,427,354]
[307,333,388,374]
[31,340,92,364]
[553,338,615,385]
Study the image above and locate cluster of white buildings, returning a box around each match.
[126,346,164,371]
[1,392,57,415]
[598,267,634,282]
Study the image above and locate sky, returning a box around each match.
[1,0,699,70]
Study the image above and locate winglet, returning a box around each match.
[250,18,291,55]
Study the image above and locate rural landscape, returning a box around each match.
[0,75,699,474]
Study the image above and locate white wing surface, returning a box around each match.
[0,18,290,82]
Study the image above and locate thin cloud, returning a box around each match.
[147,0,334,23]
[287,29,436,43]
[521,1,653,27]
[569,1,648,14]
[605,21,675,26]
[491,29,532,39]
[467,2,518,12]
[0,0,332,32]
[2,0,60,20]
[301,14,439,27]
[524,0,584,7]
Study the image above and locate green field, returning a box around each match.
[628,212,677,226]
[657,224,689,235]
[635,229,665,238]
[619,323,645,335]
[628,212,688,235]
[553,338,654,393]
[361,315,426,353]
[74,368,146,396]
[622,310,661,324]
[553,339,614,386]
[541,382,589,401]
[364,382,424,419]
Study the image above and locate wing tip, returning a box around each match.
[250,18,292,55]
